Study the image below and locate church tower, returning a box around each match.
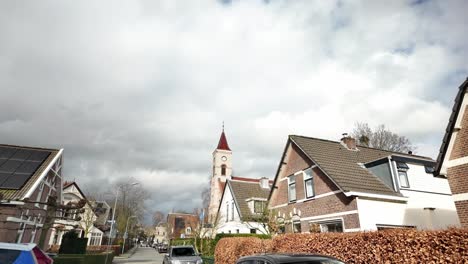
[208,127,232,222]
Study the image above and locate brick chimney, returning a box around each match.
[341,133,357,150]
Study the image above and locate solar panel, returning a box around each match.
[0,147,16,159]
[0,172,10,185]
[16,161,41,174]
[0,146,52,190]
[28,151,50,162]
[11,149,33,160]
[1,173,33,189]
[0,160,22,173]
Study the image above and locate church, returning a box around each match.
[208,128,272,234]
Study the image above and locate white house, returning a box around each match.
[217,177,271,234]
[49,182,103,246]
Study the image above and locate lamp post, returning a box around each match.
[122,215,137,254]
[106,182,139,254]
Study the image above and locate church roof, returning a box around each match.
[216,130,231,151]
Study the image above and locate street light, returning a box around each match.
[106,182,139,255]
[122,215,137,254]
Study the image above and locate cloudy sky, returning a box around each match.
[0,0,467,222]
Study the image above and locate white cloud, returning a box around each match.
[0,0,467,221]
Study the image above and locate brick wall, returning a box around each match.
[270,141,359,232]
[450,108,468,160]
[446,101,468,228]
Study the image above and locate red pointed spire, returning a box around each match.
[216,126,231,151]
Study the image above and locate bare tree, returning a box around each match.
[352,122,414,153]
[153,211,165,227]
[79,201,97,238]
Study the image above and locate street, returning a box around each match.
[114,247,164,264]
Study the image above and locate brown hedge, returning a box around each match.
[215,237,272,264]
[215,229,468,264]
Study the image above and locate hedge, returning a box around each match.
[54,252,114,264]
[214,228,468,264]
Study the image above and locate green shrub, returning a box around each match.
[53,256,84,264]
[59,230,88,254]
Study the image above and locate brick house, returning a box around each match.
[434,77,468,227]
[217,176,272,235]
[0,144,63,247]
[268,135,459,233]
[166,213,199,239]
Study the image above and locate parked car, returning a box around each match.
[236,254,345,264]
[0,242,53,264]
[163,245,202,264]
[158,244,168,253]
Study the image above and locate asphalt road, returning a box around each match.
[113,247,164,264]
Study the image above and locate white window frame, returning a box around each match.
[288,175,296,202]
[303,168,315,199]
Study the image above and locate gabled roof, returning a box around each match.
[283,135,433,197]
[216,130,231,151]
[434,77,468,176]
[227,179,271,220]
[63,181,87,201]
[0,144,61,200]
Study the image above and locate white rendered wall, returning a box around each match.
[216,184,268,234]
[357,163,460,230]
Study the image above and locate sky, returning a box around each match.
[0,0,467,223]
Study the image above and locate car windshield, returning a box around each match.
[0,249,22,264]
[172,247,196,257]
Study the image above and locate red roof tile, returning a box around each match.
[216,130,231,151]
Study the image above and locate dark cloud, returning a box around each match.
[0,0,467,223]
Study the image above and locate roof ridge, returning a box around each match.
[289,134,432,160]
[0,143,59,152]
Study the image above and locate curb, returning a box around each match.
[114,246,138,259]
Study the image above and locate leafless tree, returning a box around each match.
[352,122,414,153]
[79,201,97,238]
[153,211,165,227]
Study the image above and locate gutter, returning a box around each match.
[344,191,408,202]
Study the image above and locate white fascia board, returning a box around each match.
[24,149,63,199]
[344,192,408,202]
[0,200,25,205]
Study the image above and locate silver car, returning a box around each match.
[163,246,203,264]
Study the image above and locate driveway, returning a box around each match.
[113,247,164,264]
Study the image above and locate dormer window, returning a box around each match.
[254,200,266,214]
[397,162,410,188]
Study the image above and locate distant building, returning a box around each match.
[435,77,468,227]
[0,144,63,247]
[154,222,168,243]
[217,176,272,234]
[269,135,459,233]
[167,213,199,239]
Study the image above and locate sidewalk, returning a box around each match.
[114,246,138,259]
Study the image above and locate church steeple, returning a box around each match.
[216,128,231,151]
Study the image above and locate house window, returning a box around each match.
[186,227,192,234]
[396,162,410,188]
[278,225,285,234]
[226,202,229,223]
[424,165,435,174]
[319,220,343,233]
[250,229,256,234]
[231,201,234,221]
[304,168,314,198]
[236,229,239,234]
[221,165,227,176]
[293,221,301,233]
[399,171,409,188]
[288,175,296,202]
[89,232,102,245]
[254,201,265,214]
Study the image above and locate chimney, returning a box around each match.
[341,133,357,150]
[259,177,270,189]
